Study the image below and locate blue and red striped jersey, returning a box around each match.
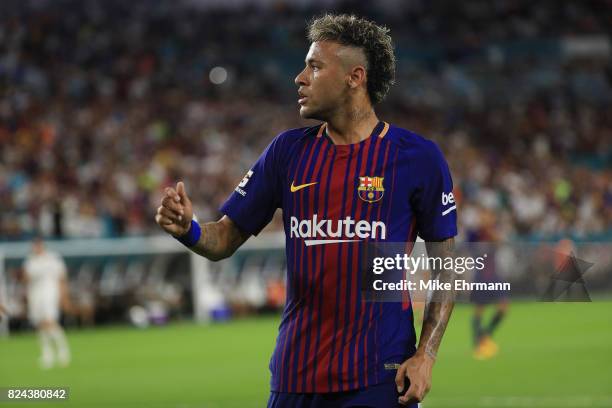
[220,121,457,393]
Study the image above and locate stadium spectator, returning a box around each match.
[0,1,610,242]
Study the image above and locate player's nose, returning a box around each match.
[294,68,308,87]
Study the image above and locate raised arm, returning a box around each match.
[396,237,456,405]
[155,182,250,261]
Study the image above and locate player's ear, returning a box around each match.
[347,65,366,90]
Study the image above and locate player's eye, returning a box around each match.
[306,62,320,71]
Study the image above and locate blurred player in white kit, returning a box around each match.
[23,237,71,369]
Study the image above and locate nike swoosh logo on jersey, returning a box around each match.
[290,181,318,192]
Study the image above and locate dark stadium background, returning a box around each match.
[0,1,610,407]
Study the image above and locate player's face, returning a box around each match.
[295,41,350,120]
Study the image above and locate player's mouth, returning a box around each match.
[298,91,308,105]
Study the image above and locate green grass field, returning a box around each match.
[1,302,611,408]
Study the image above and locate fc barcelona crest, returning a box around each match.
[358,176,384,203]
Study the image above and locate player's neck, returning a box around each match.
[325,106,379,146]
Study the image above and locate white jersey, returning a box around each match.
[24,251,66,323]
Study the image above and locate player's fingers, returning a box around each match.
[164,187,181,203]
[399,383,421,405]
[155,213,174,226]
[157,204,178,218]
[155,207,178,224]
[395,365,407,392]
[161,196,184,214]
[158,206,183,223]
[398,394,415,405]
[176,181,190,204]
[398,397,410,406]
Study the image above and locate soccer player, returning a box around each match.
[23,237,72,369]
[468,208,508,360]
[156,14,457,407]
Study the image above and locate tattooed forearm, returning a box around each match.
[418,237,457,360]
[190,216,250,261]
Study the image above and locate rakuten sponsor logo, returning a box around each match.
[290,214,386,246]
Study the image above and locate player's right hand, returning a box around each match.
[155,181,194,237]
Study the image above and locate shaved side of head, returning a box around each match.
[336,45,368,74]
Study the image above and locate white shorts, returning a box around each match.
[28,294,60,325]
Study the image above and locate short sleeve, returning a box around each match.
[412,141,458,241]
[219,135,284,236]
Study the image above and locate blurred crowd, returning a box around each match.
[0,0,610,242]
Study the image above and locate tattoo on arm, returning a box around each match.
[190,217,250,261]
[419,237,456,360]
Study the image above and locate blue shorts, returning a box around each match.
[267,381,419,408]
